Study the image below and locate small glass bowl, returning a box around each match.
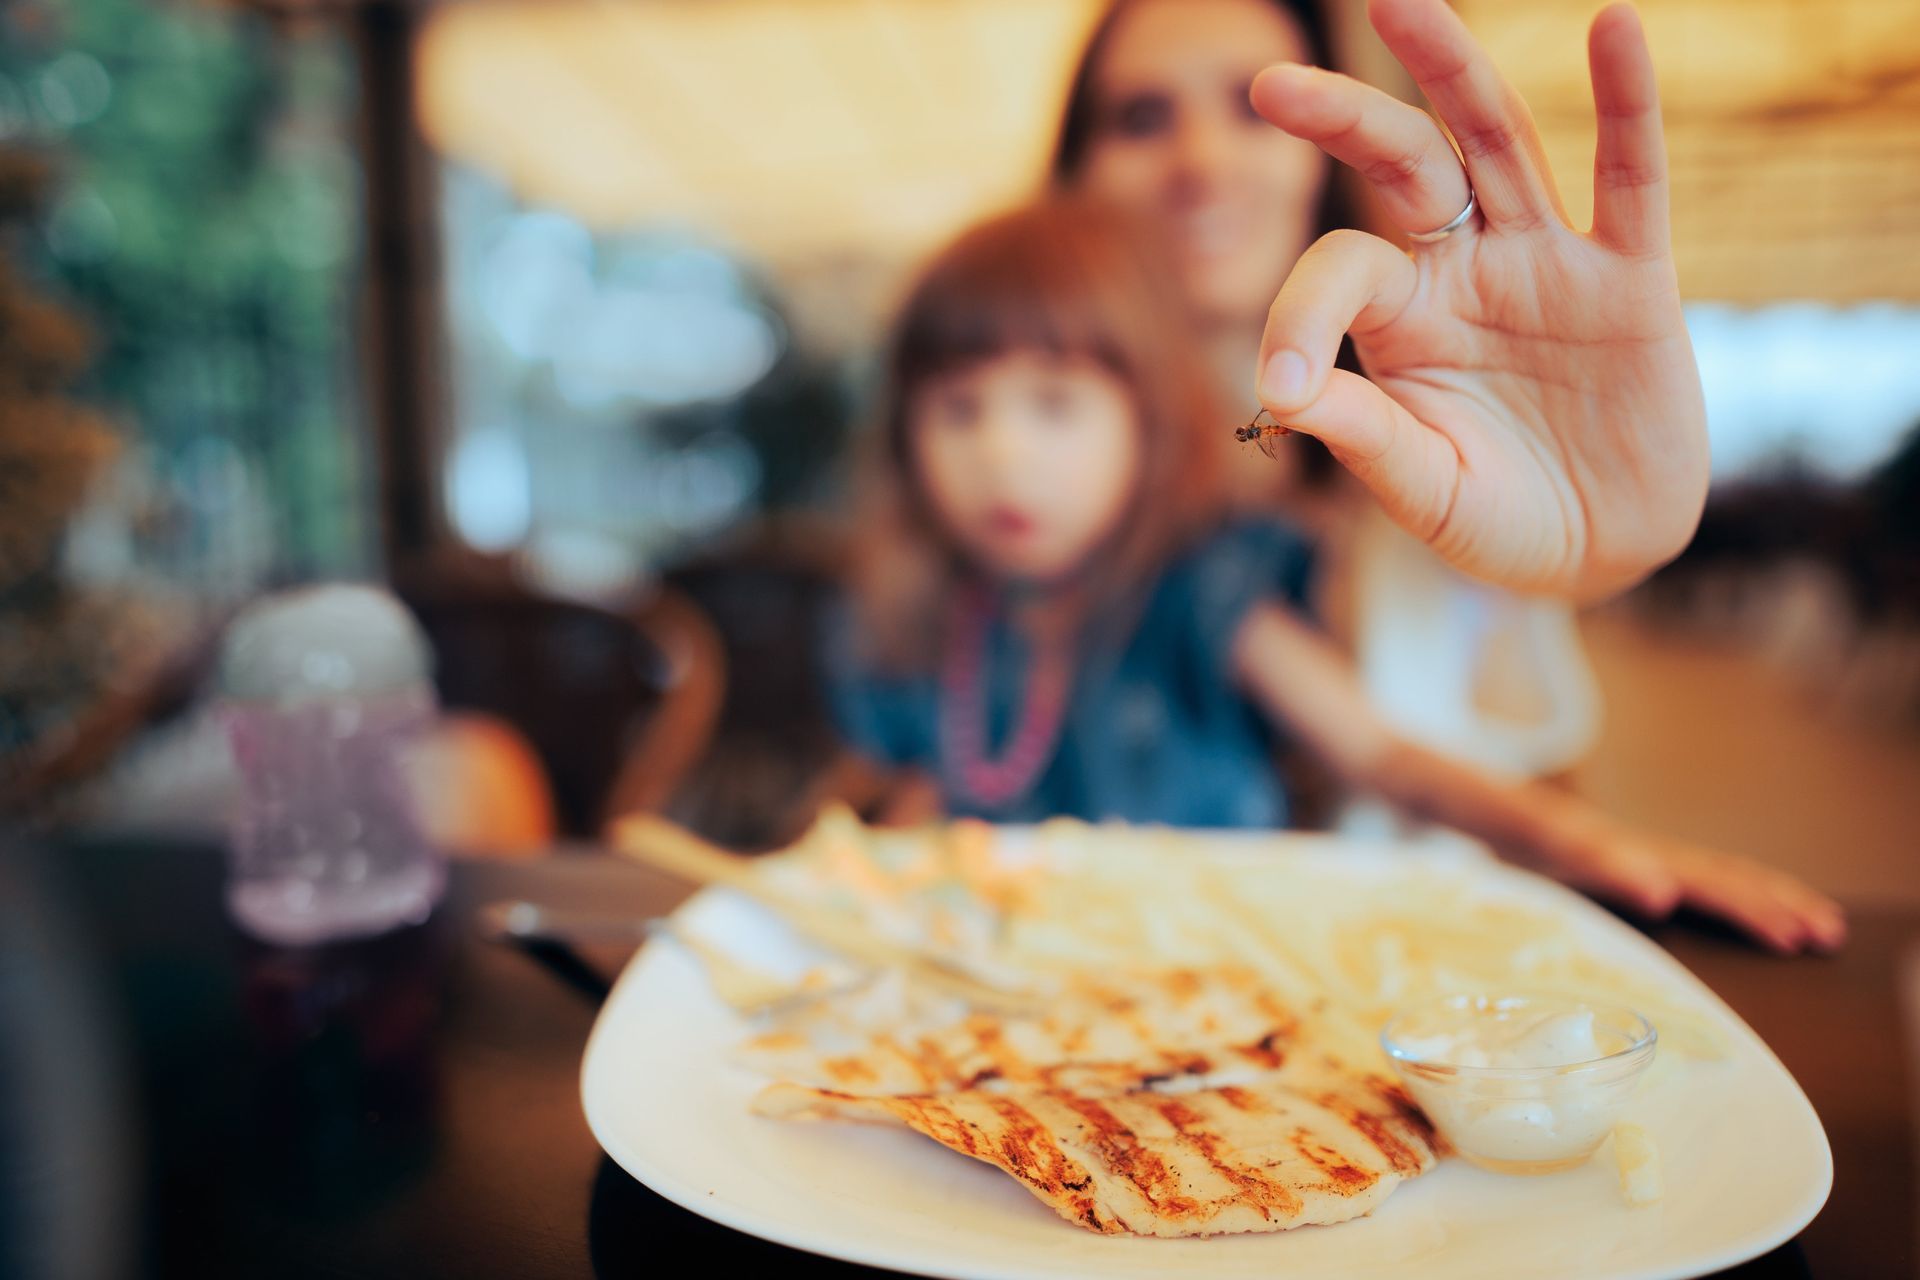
[1381,994,1656,1175]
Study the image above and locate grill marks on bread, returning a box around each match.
[745,965,1442,1237]
[743,967,1306,1097]
[752,1063,1441,1237]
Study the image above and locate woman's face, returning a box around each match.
[910,350,1140,586]
[1072,0,1328,330]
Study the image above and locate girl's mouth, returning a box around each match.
[985,506,1039,539]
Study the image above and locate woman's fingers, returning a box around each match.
[1249,63,1470,242]
[1251,230,1443,529]
[1789,899,1848,953]
[1564,833,1845,956]
[1759,869,1848,952]
[1587,3,1672,255]
[1366,0,1563,230]
[1693,881,1806,954]
[1257,228,1417,413]
[1266,1,1667,251]
[1253,230,1465,538]
[1257,368,1464,545]
[1794,904,1844,953]
[1667,849,1844,955]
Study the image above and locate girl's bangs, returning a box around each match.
[891,228,1128,384]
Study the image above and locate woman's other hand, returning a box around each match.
[1543,816,1849,955]
[1249,0,1707,601]
[1232,602,1845,956]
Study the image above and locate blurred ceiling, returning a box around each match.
[417,0,1104,267]
[418,0,1920,302]
[1456,0,1920,302]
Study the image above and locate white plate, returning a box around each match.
[581,834,1830,1279]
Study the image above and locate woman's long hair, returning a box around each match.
[851,196,1226,672]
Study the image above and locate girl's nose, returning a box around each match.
[977,417,1031,476]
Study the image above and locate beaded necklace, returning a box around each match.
[938,584,1070,809]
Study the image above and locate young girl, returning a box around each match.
[826,197,1843,957]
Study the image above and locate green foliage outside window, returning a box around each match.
[1,0,367,590]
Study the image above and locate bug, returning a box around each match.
[1233,408,1292,458]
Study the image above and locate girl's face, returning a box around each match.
[1071,0,1327,330]
[910,350,1140,586]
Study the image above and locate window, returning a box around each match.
[3,0,368,603]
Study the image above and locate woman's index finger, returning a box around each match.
[1366,0,1563,231]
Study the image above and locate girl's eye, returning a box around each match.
[1031,380,1077,421]
[934,388,982,428]
[1107,91,1173,140]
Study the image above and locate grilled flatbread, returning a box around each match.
[745,965,1443,1236]
[754,1069,1442,1237]
[739,966,1318,1096]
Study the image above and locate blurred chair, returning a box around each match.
[660,517,854,850]
[394,555,724,844]
[0,616,213,818]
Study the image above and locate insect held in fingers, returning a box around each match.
[1234,408,1292,459]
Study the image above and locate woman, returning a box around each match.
[1049,0,1708,606]
[1050,0,1606,784]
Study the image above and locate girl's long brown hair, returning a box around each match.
[851,196,1227,672]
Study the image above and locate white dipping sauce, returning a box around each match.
[1390,1007,1641,1167]
[1394,1008,1604,1071]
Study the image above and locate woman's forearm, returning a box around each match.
[1230,601,1622,876]
[1360,738,1598,871]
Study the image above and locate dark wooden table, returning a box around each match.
[10,835,1915,1279]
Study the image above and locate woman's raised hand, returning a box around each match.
[1250,0,1707,601]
